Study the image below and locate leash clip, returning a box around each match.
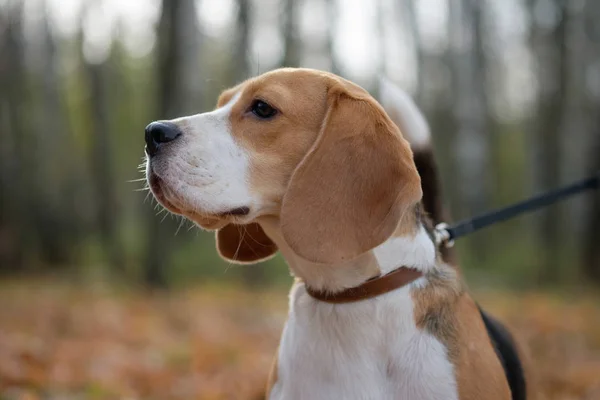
[434,223,454,248]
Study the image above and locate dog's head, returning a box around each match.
[145,68,422,265]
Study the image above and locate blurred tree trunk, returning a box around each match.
[582,116,600,283]
[75,1,125,274]
[34,14,80,266]
[582,0,600,283]
[449,0,491,214]
[529,1,569,284]
[0,3,30,271]
[234,0,251,82]
[448,0,492,259]
[85,60,124,272]
[561,1,588,243]
[0,9,17,271]
[374,0,386,84]
[0,11,10,269]
[326,0,340,75]
[145,0,201,288]
[403,0,424,104]
[427,1,460,218]
[282,0,300,67]
[1,3,80,271]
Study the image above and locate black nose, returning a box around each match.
[145,121,182,157]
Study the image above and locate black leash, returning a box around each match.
[435,171,600,247]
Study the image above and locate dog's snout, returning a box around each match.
[145,121,182,157]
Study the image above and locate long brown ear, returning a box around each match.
[280,79,422,264]
[216,223,278,264]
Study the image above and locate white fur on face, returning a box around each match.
[147,92,257,219]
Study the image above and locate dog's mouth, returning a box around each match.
[147,169,249,230]
[148,172,182,214]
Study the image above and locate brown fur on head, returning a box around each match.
[145,68,422,265]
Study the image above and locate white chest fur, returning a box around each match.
[269,282,458,400]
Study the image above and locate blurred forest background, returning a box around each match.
[1,0,599,288]
[0,0,599,399]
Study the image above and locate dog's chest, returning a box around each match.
[269,284,458,400]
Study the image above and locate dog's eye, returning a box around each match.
[250,100,277,119]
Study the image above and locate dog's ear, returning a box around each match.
[216,223,278,264]
[216,84,242,108]
[280,79,422,264]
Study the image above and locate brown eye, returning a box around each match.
[250,100,277,119]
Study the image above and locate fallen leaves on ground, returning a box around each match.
[0,280,598,399]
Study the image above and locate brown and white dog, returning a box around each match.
[144,68,534,400]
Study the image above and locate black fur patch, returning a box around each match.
[479,307,527,400]
[412,149,456,264]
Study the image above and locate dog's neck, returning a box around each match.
[264,209,463,400]
[258,209,438,293]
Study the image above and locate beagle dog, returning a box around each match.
[144,68,534,400]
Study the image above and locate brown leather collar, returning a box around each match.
[305,267,423,303]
